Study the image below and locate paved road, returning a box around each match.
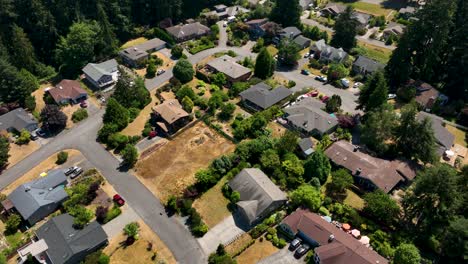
[217,20,228,48]
[0,112,206,264]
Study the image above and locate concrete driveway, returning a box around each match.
[257,247,304,264]
[103,205,139,239]
[197,215,247,255]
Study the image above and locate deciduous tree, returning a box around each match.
[393,243,421,264]
[304,150,331,184]
[290,184,322,211]
[173,58,194,83]
[40,105,67,133]
[363,190,400,226]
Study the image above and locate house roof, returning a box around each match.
[282,209,389,264]
[411,80,441,108]
[246,18,268,26]
[284,97,338,134]
[36,214,108,264]
[312,39,348,61]
[353,56,385,74]
[299,138,315,155]
[324,141,418,192]
[240,82,292,110]
[322,3,346,15]
[399,6,416,14]
[0,108,38,132]
[299,0,312,9]
[119,38,166,61]
[206,5,249,18]
[206,55,252,80]
[166,22,211,39]
[153,99,189,125]
[82,59,118,82]
[384,23,406,35]
[352,11,371,25]
[280,27,302,39]
[49,80,87,103]
[293,35,312,48]
[8,170,68,221]
[228,168,287,224]
[417,112,455,156]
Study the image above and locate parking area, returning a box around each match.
[257,247,305,264]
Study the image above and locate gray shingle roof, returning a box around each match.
[280,27,302,39]
[206,55,252,79]
[82,59,118,82]
[312,39,348,62]
[240,82,292,110]
[284,97,338,134]
[0,108,38,132]
[228,168,286,224]
[417,112,455,155]
[36,214,108,264]
[8,170,68,222]
[299,137,315,155]
[119,38,166,61]
[293,35,311,48]
[353,56,385,74]
[166,22,210,39]
[352,11,371,25]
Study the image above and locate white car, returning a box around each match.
[223,21,227,27]
[388,94,397,99]
[341,78,350,88]
[157,69,165,76]
[353,82,363,88]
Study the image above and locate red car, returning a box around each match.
[80,101,88,108]
[321,96,330,102]
[310,91,319,97]
[113,194,125,206]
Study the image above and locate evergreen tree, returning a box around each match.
[360,104,398,156]
[330,6,358,51]
[270,0,301,27]
[304,150,331,184]
[112,71,151,109]
[0,135,10,169]
[0,59,38,106]
[95,1,118,59]
[254,48,274,79]
[9,25,38,74]
[357,71,388,112]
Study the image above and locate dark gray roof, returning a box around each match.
[352,12,371,25]
[240,82,292,110]
[8,170,68,221]
[312,39,348,62]
[284,97,338,134]
[280,27,302,39]
[293,35,311,48]
[166,22,211,39]
[0,108,38,132]
[299,0,312,9]
[353,56,385,74]
[206,55,252,79]
[82,59,118,82]
[228,168,287,224]
[417,112,455,155]
[36,214,108,264]
[119,38,166,61]
[299,138,315,155]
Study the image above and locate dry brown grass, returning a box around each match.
[225,233,253,256]
[446,125,467,147]
[235,239,279,264]
[192,178,231,228]
[7,141,40,168]
[267,122,287,139]
[2,149,83,195]
[61,104,82,128]
[32,83,52,112]
[152,52,174,70]
[104,220,176,264]
[134,122,235,202]
[120,37,149,50]
[121,92,159,137]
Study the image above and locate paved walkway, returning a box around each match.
[103,205,139,239]
[197,215,246,255]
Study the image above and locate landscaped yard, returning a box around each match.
[235,238,279,264]
[192,177,231,228]
[134,122,235,202]
[104,220,176,264]
[355,40,393,64]
[121,91,159,137]
[120,37,148,50]
[446,125,467,147]
[344,189,365,210]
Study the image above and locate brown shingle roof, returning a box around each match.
[411,80,440,109]
[153,99,189,125]
[49,80,87,103]
[324,141,417,192]
[282,209,389,264]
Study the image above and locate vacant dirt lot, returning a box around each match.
[134,122,235,202]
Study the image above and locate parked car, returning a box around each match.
[388,93,397,99]
[36,129,46,137]
[70,167,83,179]
[353,82,363,88]
[295,244,310,258]
[341,78,350,88]
[315,75,327,82]
[301,69,310,75]
[64,166,79,176]
[289,238,302,251]
[80,101,88,108]
[113,194,125,206]
[30,131,38,140]
[157,69,166,76]
[303,53,310,58]
[310,91,319,97]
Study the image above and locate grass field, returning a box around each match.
[446,125,467,147]
[192,178,231,228]
[134,122,235,202]
[120,37,148,50]
[352,2,394,17]
[344,189,365,210]
[121,92,158,137]
[355,40,393,64]
[235,239,279,264]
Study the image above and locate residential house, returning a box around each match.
[48,80,88,105]
[283,97,338,137]
[279,27,302,40]
[321,3,346,17]
[298,137,315,157]
[228,168,287,226]
[325,140,418,193]
[246,18,269,38]
[0,108,38,133]
[299,0,313,11]
[410,80,448,111]
[2,170,68,225]
[82,59,119,89]
[417,112,455,157]
[34,214,108,264]
[352,11,371,30]
[279,209,389,264]
[119,38,167,68]
[239,82,292,111]
[293,35,312,50]
[153,99,190,134]
[352,56,385,76]
[399,6,416,19]
[166,22,211,42]
[383,22,406,40]
[310,39,348,63]
[204,5,249,20]
[205,55,252,83]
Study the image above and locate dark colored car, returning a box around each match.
[36,129,46,137]
[301,69,310,75]
[295,244,310,258]
[321,96,330,102]
[289,238,302,251]
[113,194,125,206]
[80,101,88,108]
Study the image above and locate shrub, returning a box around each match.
[16,129,31,145]
[124,222,140,239]
[191,223,208,237]
[104,206,122,223]
[195,110,202,118]
[266,234,272,240]
[98,253,110,264]
[287,80,296,88]
[5,214,21,234]
[166,195,179,213]
[72,108,88,123]
[128,108,140,121]
[95,206,108,223]
[56,151,68,164]
[267,227,277,236]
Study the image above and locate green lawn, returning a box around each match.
[192,178,231,228]
[355,41,393,64]
[333,1,394,18]
[344,189,365,210]
[446,125,467,147]
[266,45,279,56]
[5,231,25,250]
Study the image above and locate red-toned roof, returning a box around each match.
[282,209,389,264]
[49,80,87,103]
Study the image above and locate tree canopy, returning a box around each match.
[270,0,301,27]
[304,150,331,184]
[290,184,322,211]
[173,58,194,83]
[357,71,388,112]
[330,6,357,51]
[254,48,275,79]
